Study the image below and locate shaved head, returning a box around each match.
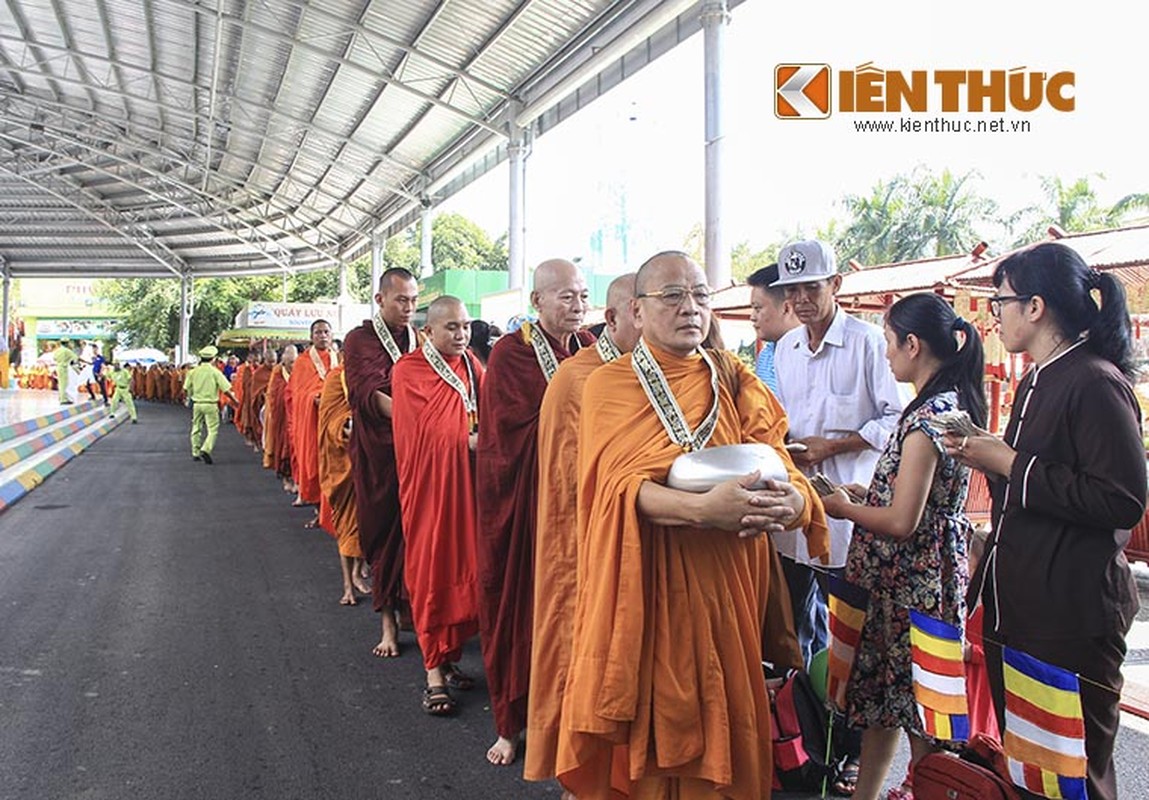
[426,295,467,326]
[604,272,640,353]
[606,272,637,311]
[635,250,693,295]
[424,295,471,357]
[532,258,580,293]
[379,267,416,293]
[530,258,588,337]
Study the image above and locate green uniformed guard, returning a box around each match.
[108,361,138,423]
[53,339,78,404]
[184,345,237,464]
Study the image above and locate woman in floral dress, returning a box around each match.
[822,292,986,800]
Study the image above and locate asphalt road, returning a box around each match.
[0,403,559,800]
[1,402,1146,799]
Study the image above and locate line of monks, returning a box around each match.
[226,253,826,799]
[14,361,190,402]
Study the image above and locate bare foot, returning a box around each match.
[340,588,357,606]
[371,610,400,658]
[352,575,372,596]
[486,736,517,766]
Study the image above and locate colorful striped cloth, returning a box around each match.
[1002,646,1088,800]
[825,573,869,712]
[908,609,969,742]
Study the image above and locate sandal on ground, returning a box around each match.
[422,684,456,716]
[832,757,861,797]
[442,663,475,691]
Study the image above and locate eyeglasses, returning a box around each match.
[988,294,1034,318]
[636,286,713,307]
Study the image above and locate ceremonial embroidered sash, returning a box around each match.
[309,346,338,381]
[422,339,478,432]
[372,312,416,363]
[595,330,621,363]
[631,339,719,452]
[525,322,561,383]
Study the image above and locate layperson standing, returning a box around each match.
[53,340,77,404]
[184,345,238,464]
[317,364,371,606]
[343,268,420,659]
[476,258,594,766]
[770,240,905,664]
[555,251,828,799]
[525,272,640,783]
[289,320,338,526]
[948,243,1146,800]
[392,296,484,716]
[108,361,138,423]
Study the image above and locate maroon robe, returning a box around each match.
[476,323,595,740]
[343,319,412,613]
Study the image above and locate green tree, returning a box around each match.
[428,212,507,272]
[1011,175,1149,246]
[836,167,999,266]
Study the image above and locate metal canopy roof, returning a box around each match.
[0,0,738,279]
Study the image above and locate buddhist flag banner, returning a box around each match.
[1002,646,1087,800]
[825,574,869,711]
[908,610,969,742]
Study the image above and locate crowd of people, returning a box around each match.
[158,241,1145,799]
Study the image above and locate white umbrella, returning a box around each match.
[114,347,170,365]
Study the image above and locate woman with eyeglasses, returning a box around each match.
[820,292,986,800]
[945,242,1144,800]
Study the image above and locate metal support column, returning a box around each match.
[179,273,193,362]
[1,257,10,356]
[507,101,532,310]
[702,0,731,289]
[371,231,384,295]
[420,203,435,279]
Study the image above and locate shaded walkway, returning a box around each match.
[0,402,558,799]
[2,402,1147,799]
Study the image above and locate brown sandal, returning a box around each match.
[422,684,456,716]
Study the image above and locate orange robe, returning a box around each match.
[263,365,288,472]
[526,345,611,781]
[233,363,249,433]
[476,323,595,740]
[392,346,484,670]
[249,364,273,445]
[555,345,828,800]
[317,366,361,558]
[289,347,336,504]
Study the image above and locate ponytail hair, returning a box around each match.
[885,293,988,429]
[993,242,1135,377]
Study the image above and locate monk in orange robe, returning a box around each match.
[343,268,421,659]
[525,273,640,782]
[290,320,338,523]
[249,350,275,451]
[264,346,297,493]
[393,296,484,716]
[476,258,595,766]
[555,252,828,800]
[317,364,371,605]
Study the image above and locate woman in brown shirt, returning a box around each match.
[947,242,1145,800]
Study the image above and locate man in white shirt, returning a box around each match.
[770,240,904,664]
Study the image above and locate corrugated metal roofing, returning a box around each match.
[0,0,738,278]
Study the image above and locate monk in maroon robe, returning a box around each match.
[249,350,275,451]
[476,258,594,766]
[271,345,298,493]
[343,268,420,658]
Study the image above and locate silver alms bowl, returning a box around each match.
[666,443,789,493]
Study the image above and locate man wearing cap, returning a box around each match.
[770,240,904,666]
[184,345,239,464]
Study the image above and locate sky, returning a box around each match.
[441,0,1148,275]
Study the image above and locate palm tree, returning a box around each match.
[1011,175,1149,246]
[836,168,998,267]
